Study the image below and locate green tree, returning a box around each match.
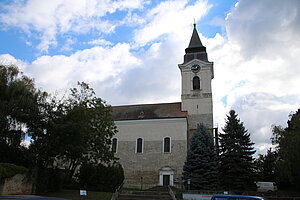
[183,124,219,190]
[30,82,118,179]
[0,65,46,166]
[0,65,118,192]
[62,82,117,175]
[219,110,256,191]
[255,148,277,182]
[272,109,300,189]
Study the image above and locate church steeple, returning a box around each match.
[178,23,214,133]
[184,23,208,63]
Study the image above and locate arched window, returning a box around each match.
[163,137,171,153]
[193,76,200,90]
[112,138,118,153]
[136,138,143,153]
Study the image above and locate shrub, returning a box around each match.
[34,168,66,194]
[78,162,124,192]
[0,163,28,180]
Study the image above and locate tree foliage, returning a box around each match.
[0,163,28,180]
[30,82,118,178]
[255,148,277,182]
[272,109,300,189]
[183,124,219,190]
[1,65,119,192]
[0,65,46,166]
[219,110,256,191]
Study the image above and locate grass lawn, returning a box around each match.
[45,189,112,200]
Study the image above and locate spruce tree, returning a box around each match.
[183,123,219,190]
[219,110,256,191]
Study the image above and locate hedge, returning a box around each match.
[0,162,28,180]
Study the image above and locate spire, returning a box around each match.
[188,23,203,48]
[184,23,208,63]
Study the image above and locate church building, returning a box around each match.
[111,24,214,189]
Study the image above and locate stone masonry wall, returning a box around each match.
[0,174,32,195]
[116,140,187,189]
[188,113,213,130]
[187,113,213,147]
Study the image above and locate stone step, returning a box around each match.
[119,198,170,200]
[118,189,171,200]
[123,191,169,195]
[118,194,170,200]
[119,193,170,197]
[147,186,169,191]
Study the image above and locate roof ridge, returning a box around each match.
[112,102,181,108]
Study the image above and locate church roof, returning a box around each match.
[112,102,187,121]
[184,24,208,63]
[187,24,204,48]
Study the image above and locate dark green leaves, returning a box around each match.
[183,124,219,190]
[219,110,256,191]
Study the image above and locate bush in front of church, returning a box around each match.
[77,162,124,192]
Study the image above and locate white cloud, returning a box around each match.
[0,0,212,105]
[0,0,146,52]
[0,54,28,71]
[133,0,212,46]
[18,43,140,97]
[87,38,113,46]
[61,37,77,52]
[209,0,300,155]
[225,0,300,60]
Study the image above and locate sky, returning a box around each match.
[1,0,300,155]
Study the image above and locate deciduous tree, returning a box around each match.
[30,82,118,178]
[255,148,277,182]
[272,109,300,189]
[0,65,46,166]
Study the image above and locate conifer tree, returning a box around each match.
[183,123,219,190]
[219,110,256,191]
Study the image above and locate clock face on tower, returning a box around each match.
[191,64,200,73]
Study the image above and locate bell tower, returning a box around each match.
[178,24,214,134]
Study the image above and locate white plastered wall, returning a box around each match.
[114,118,187,141]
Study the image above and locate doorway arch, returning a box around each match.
[159,167,174,186]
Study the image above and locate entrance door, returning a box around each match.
[163,175,170,186]
[159,167,174,186]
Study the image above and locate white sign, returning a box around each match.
[80,190,87,196]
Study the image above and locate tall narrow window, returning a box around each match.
[193,76,200,90]
[136,138,143,153]
[163,137,171,153]
[112,138,118,153]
